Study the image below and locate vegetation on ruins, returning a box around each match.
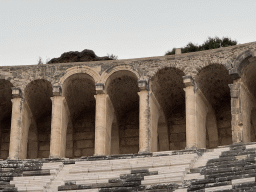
[38,49,118,64]
[165,37,237,55]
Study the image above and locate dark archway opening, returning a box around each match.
[151,68,186,151]
[196,64,233,148]
[106,71,139,154]
[0,80,13,159]
[25,79,53,158]
[63,73,96,158]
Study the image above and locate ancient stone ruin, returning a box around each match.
[0,42,256,191]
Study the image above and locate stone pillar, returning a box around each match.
[138,80,151,153]
[9,88,34,159]
[94,84,115,156]
[183,77,209,149]
[229,80,243,143]
[50,86,70,158]
[183,76,197,149]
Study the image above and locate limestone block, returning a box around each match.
[170,124,186,133]
[74,149,81,157]
[180,142,186,149]
[38,150,50,158]
[2,133,10,142]
[66,149,73,158]
[170,134,178,142]
[124,129,139,137]
[0,150,8,159]
[38,134,49,141]
[120,139,126,146]
[178,133,186,141]
[219,129,226,136]
[125,137,139,146]
[120,146,139,154]
[39,142,50,151]
[82,148,94,156]
[220,137,232,145]
[28,141,38,150]
[75,140,94,149]
[1,142,9,150]
[66,140,73,149]
[66,133,73,141]
[74,132,94,140]
[218,120,231,128]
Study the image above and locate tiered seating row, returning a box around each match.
[57,153,198,191]
[187,143,256,192]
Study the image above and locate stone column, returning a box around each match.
[183,76,197,149]
[229,80,243,143]
[138,80,151,153]
[9,88,33,159]
[183,76,209,149]
[94,84,115,156]
[50,86,70,158]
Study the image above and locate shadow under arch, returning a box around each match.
[239,54,256,143]
[105,70,140,155]
[196,64,233,148]
[24,79,53,158]
[0,79,13,159]
[150,67,185,151]
[62,73,96,158]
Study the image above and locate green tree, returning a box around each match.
[165,37,237,55]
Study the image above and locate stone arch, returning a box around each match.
[234,49,256,74]
[239,54,256,143]
[62,72,96,158]
[195,64,233,147]
[105,69,140,154]
[186,63,231,79]
[149,65,185,81]
[150,67,186,151]
[24,79,53,158]
[101,65,140,88]
[59,66,101,86]
[0,79,13,159]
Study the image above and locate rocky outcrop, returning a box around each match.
[47,49,113,64]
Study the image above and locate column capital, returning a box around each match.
[182,76,194,87]
[12,87,22,98]
[229,68,240,80]
[95,83,105,94]
[138,80,148,91]
[53,86,62,96]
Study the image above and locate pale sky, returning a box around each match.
[0,0,255,66]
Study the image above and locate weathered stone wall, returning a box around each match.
[38,115,51,158]
[168,112,186,150]
[72,112,95,158]
[0,42,256,159]
[0,118,11,159]
[119,110,139,154]
[217,105,232,146]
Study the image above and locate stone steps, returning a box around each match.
[55,152,197,191]
[8,161,64,192]
[187,143,256,192]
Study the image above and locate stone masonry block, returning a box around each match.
[39,142,50,151]
[170,134,178,142]
[170,124,186,134]
[125,129,139,137]
[75,140,94,149]
[66,140,73,149]
[125,137,139,146]
[82,148,94,156]
[1,143,9,150]
[74,149,81,157]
